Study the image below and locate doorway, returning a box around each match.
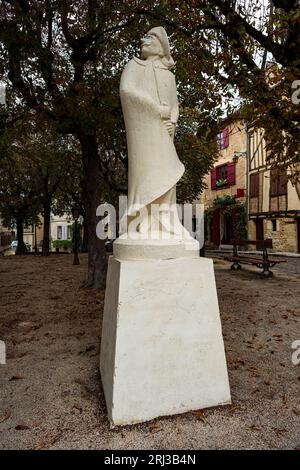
[256,218,264,240]
[221,212,233,244]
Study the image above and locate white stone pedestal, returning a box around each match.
[100,256,231,426]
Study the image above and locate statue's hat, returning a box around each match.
[147,26,171,61]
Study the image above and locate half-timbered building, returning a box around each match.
[248,127,300,253]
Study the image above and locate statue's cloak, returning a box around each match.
[120,57,184,216]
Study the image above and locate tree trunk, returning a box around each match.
[34,224,38,253]
[42,203,51,256]
[79,132,107,289]
[16,217,26,255]
[81,214,88,253]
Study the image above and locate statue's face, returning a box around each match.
[141,32,163,59]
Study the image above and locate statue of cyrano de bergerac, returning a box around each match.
[117,26,198,253]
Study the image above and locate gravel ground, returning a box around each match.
[0,254,299,450]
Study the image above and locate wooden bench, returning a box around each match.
[220,238,286,278]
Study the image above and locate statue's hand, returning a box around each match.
[164,120,176,138]
[159,102,171,120]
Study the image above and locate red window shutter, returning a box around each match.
[223,128,229,148]
[211,167,217,189]
[227,162,235,185]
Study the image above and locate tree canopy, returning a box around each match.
[0,0,299,285]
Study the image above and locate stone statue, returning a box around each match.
[115,26,199,259]
[100,28,231,427]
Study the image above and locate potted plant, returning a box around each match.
[216,178,228,188]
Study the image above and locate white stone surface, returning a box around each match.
[100,26,230,427]
[100,256,231,426]
[113,237,199,260]
[118,26,199,254]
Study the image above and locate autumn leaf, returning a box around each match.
[9,374,24,381]
[247,424,262,432]
[0,409,11,423]
[15,424,30,430]
[34,440,47,450]
[148,423,161,434]
[192,410,211,426]
[273,428,288,437]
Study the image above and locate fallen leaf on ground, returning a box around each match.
[0,409,11,423]
[15,424,30,430]
[148,423,161,433]
[273,427,288,437]
[247,424,261,432]
[34,440,47,450]
[9,375,25,381]
[192,410,211,426]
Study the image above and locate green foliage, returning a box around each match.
[52,240,72,249]
[0,1,298,265]
[205,195,247,239]
[212,195,238,209]
[216,178,228,188]
[176,109,219,203]
[0,150,41,229]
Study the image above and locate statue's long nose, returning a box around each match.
[141,36,151,46]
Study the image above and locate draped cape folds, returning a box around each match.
[120,57,184,217]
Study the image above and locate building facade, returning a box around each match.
[200,120,300,253]
[200,121,247,247]
[19,214,72,251]
[50,213,73,245]
[248,127,300,253]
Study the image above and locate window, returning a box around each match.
[250,172,259,197]
[67,226,72,240]
[270,168,288,196]
[57,226,62,240]
[211,162,235,189]
[271,219,277,231]
[217,164,228,180]
[217,128,229,150]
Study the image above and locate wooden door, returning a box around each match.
[211,209,220,246]
[256,219,264,241]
